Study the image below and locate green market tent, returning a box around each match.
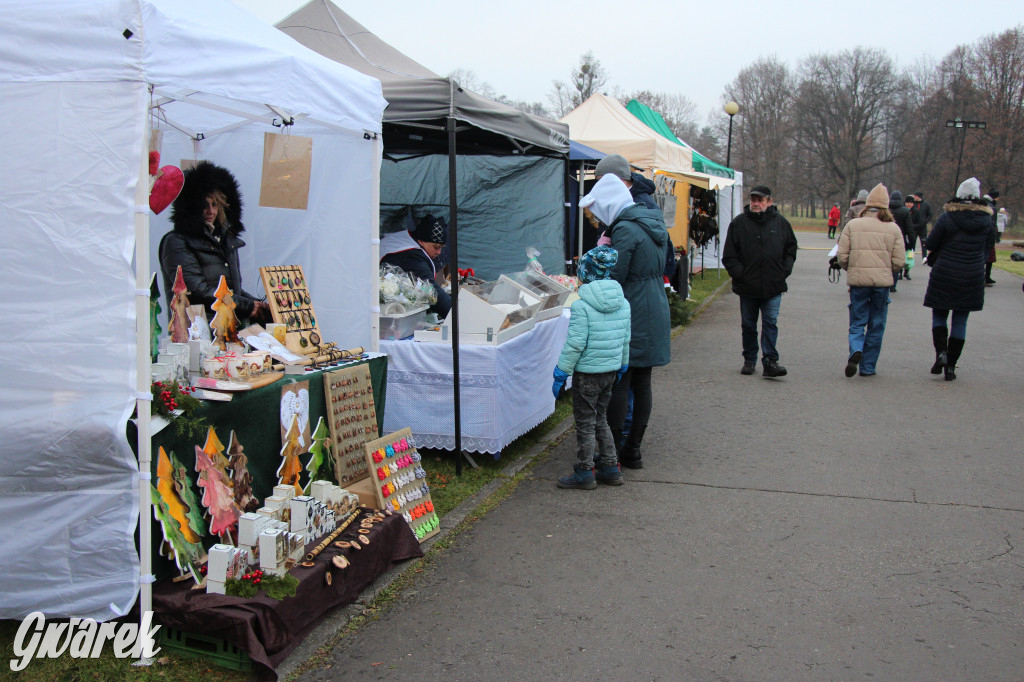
[625,99,734,180]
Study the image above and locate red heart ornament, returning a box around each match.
[150,165,184,214]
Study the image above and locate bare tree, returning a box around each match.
[792,48,907,203]
[723,56,796,199]
[548,51,608,118]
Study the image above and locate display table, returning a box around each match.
[153,509,422,680]
[380,312,570,455]
[130,353,389,580]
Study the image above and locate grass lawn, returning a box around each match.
[0,273,730,681]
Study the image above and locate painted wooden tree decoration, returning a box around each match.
[277,413,305,495]
[209,275,239,351]
[202,426,232,483]
[149,273,163,362]
[303,417,335,494]
[168,265,191,343]
[170,449,207,538]
[156,446,202,544]
[150,483,204,581]
[227,430,260,513]
[195,446,242,540]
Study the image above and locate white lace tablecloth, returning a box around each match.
[380,312,570,456]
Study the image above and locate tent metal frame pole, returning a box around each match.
[577,162,585,266]
[135,113,154,665]
[447,117,476,474]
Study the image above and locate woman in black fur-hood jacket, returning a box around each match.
[159,161,266,323]
[922,177,996,381]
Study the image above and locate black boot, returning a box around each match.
[618,424,646,469]
[930,326,948,375]
[945,337,965,381]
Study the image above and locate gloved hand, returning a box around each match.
[552,367,569,399]
[616,364,629,382]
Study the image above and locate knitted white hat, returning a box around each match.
[956,177,981,200]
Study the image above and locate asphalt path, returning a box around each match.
[299,230,1024,681]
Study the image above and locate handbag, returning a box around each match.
[904,250,914,270]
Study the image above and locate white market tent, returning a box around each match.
[0,0,385,622]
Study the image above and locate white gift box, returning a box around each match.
[264,495,289,510]
[323,509,336,534]
[289,495,315,534]
[310,480,332,502]
[258,528,286,575]
[286,532,306,561]
[257,505,283,521]
[238,512,274,547]
[206,579,225,595]
[207,544,249,582]
[272,485,296,501]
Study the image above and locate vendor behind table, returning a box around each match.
[379,214,453,318]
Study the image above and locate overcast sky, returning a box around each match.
[231,0,1023,123]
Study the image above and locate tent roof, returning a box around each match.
[569,140,607,161]
[560,94,693,174]
[0,0,386,136]
[277,0,569,155]
[626,99,734,180]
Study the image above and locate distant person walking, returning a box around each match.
[911,191,933,260]
[845,189,869,229]
[827,203,842,239]
[923,177,997,381]
[723,185,798,378]
[888,190,913,289]
[836,184,905,377]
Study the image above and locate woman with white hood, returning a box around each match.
[579,174,671,470]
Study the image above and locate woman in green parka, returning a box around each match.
[580,174,671,470]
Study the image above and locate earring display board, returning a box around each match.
[362,428,439,543]
[259,265,323,356]
[324,364,377,485]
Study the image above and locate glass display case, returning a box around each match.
[414,275,542,345]
[504,271,571,320]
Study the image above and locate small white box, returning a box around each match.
[238,512,274,547]
[310,480,332,502]
[272,485,296,501]
[286,532,306,562]
[265,495,289,510]
[289,495,315,534]
[206,579,225,595]
[259,528,286,576]
[207,544,249,582]
[257,505,283,521]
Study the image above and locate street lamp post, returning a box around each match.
[724,101,739,169]
[945,118,986,192]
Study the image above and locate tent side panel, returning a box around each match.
[149,127,378,351]
[380,155,565,280]
[0,81,143,620]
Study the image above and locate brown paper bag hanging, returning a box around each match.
[260,132,312,210]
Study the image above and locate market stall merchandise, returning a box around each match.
[381,313,570,455]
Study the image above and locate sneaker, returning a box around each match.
[890,285,897,292]
[762,359,788,378]
[595,465,624,486]
[740,361,756,375]
[845,350,862,378]
[557,467,596,490]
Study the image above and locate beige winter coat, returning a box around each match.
[836,211,905,287]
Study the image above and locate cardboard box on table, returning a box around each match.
[414,275,542,345]
[346,477,379,509]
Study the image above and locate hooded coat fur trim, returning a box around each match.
[170,161,245,238]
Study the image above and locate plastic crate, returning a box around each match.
[158,627,253,672]
[379,304,428,340]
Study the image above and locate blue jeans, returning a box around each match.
[739,294,782,363]
[848,286,890,374]
[571,371,618,469]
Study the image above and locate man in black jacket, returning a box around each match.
[722,186,798,378]
[379,215,452,318]
[912,191,933,261]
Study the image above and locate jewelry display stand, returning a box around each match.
[323,364,377,485]
[363,428,439,542]
[259,265,323,355]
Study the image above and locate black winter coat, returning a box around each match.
[889,192,913,245]
[722,205,798,298]
[923,202,996,312]
[159,162,259,321]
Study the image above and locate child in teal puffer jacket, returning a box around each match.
[551,245,631,489]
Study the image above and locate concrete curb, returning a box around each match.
[276,416,576,680]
